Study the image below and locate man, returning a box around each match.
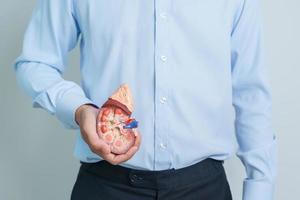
[13,0,277,199]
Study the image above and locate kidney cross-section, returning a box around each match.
[96,105,136,154]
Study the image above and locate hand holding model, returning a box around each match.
[75,84,141,165]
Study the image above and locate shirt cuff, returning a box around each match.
[243,179,275,200]
[55,91,97,129]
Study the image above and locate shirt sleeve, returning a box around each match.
[12,0,97,129]
[231,0,278,199]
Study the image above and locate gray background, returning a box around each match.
[0,0,299,199]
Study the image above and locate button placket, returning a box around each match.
[154,0,172,170]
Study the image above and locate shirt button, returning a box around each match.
[160,143,167,149]
[160,55,167,62]
[160,97,167,104]
[160,12,167,19]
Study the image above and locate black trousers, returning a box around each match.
[71,158,232,200]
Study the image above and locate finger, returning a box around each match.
[106,131,141,164]
[119,144,139,160]
[132,129,141,148]
[133,128,139,137]
[107,145,139,165]
[102,152,119,164]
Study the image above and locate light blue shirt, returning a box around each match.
[13,0,277,199]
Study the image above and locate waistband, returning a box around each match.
[79,158,224,190]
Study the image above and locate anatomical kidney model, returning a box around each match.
[96,83,139,154]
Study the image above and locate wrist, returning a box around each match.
[75,103,99,125]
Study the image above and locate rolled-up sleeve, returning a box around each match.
[13,0,96,129]
[231,0,278,199]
